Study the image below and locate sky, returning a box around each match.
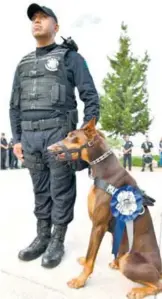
[0,0,162,149]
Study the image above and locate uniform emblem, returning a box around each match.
[45,58,59,71]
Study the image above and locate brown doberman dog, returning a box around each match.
[48,118,162,299]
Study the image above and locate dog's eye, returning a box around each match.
[71,136,78,143]
[68,132,78,142]
[68,132,75,138]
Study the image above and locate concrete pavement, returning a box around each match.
[0,168,162,299]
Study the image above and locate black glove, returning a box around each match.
[142,192,156,206]
[137,187,156,206]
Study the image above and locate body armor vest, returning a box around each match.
[17,47,75,112]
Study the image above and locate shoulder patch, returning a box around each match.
[20,51,35,63]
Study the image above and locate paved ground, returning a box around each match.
[0,168,162,299]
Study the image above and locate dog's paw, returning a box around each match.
[109,260,119,270]
[127,287,147,299]
[67,278,85,289]
[77,257,86,266]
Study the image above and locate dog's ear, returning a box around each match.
[82,118,96,130]
[83,117,96,138]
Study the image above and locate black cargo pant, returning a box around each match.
[21,125,76,226]
[123,153,132,170]
[142,155,153,171]
[1,150,7,169]
[9,149,18,169]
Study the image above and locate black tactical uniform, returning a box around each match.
[123,140,133,171]
[9,37,99,267]
[141,141,153,171]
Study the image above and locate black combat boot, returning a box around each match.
[18,219,51,261]
[41,225,67,268]
[150,164,153,172]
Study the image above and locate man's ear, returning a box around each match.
[83,117,96,138]
[54,23,59,33]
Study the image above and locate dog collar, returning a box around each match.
[89,149,113,166]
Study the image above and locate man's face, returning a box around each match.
[1,133,5,138]
[125,135,129,141]
[31,11,58,39]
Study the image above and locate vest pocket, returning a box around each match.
[51,83,66,105]
[12,86,20,107]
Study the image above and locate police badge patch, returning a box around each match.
[45,58,59,71]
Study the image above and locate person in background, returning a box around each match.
[159,137,162,167]
[0,133,8,170]
[8,138,18,169]
[141,135,153,171]
[122,135,133,171]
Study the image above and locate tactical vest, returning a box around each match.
[143,142,152,153]
[17,47,75,112]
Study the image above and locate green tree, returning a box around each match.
[100,22,152,137]
[106,136,123,149]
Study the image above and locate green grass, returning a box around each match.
[119,155,160,167]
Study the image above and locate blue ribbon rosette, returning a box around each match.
[110,185,144,258]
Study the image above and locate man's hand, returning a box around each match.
[0,144,8,149]
[123,148,131,154]
[13,143,24,162]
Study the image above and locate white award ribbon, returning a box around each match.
[126,221,134,252]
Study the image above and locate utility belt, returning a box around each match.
[21,109,78,132]
[143,153,153,164]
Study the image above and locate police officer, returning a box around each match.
[0,133,8,170]
[9,4,99,268]
[8,138,18,169]
[122,135,133,171]
[159,137,162,167]
[141,135,153,171]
